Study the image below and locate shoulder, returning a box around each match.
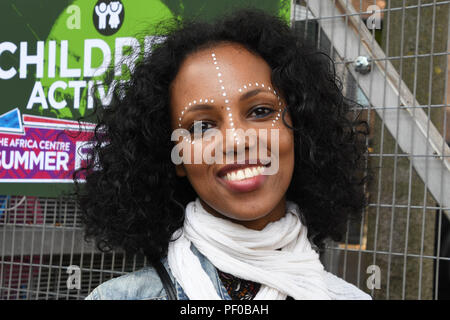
[85,265,166,300]
[323,271,372,300]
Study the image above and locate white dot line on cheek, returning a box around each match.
[237,82,285,127]
[177,97,215,128]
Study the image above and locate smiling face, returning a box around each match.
[170,42,295,230]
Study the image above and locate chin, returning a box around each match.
[220,204,273,221]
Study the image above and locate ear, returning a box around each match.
[175,164,187,177]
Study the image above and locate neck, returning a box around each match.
[198,197,287,231]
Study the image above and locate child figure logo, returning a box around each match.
[93,0,124,36]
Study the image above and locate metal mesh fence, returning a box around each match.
[1,0,449,300]
[0,196,148,299]
[294,0,450,300]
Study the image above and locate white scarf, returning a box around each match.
[167,198,332,300]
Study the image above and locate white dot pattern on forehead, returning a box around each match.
[176,52,239,144]
[176,53,286,143]
[209,52,240,143]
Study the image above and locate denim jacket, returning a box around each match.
[85,244,371,300]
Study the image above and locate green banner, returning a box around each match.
[0,0,291,197]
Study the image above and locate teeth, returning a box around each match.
[236,170,245,180]
[244,168,253,179]
[257,166,265,174]
[223,166,265,181]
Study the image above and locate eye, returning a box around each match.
[188,120,214,134]
[248,106,274,119]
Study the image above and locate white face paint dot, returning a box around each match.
[218,73,222,77]
[193,100,196,104]
[256,82,259,86]
[221,86,225,90]
[211,99,214,103]
[225,99,229,103]
[244,85,247,89]
[228,113,232,117]
[211,53,215,57]
[216,66,220,70]
[205,99,208,103]
[219,79,223,83]
[239,88,242,92]
[200,99,202,102]
[261,84,265,87]
[222,92,226,96]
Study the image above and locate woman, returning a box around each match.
[76,9,371,300]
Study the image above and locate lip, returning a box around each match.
[216,159,270,193]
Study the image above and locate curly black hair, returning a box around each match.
[74,9,369,263]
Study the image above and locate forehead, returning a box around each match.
[170,43,272,101]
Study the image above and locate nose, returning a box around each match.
[221,114,258,161]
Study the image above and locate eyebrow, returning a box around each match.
[184,104,214,114]
[239,88,264,101]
